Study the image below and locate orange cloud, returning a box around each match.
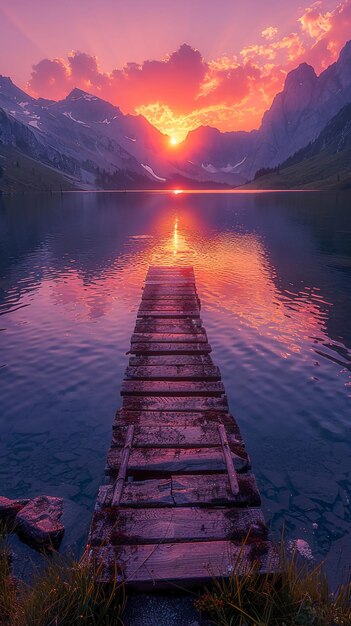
[27,1,351,140]
[299,1,333,40]
[262,26,279,40]
[298,0,351,70]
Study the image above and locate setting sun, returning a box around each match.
[170,136,178,146]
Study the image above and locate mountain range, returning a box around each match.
[181,40,351,183]
[1,39,351,192]
[0,79,208,191]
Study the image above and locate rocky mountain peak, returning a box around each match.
[283,63,317,92]
[0,75,33,102]
[65,87,98,102]
[0,75,14,88]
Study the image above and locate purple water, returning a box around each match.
[1,190,350,576]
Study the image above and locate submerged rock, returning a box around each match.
[16,496,64,549]
[0,496,29,525]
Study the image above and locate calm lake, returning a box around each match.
[1,191,350,576]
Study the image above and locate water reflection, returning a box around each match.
[110,208,334,360]
[0,191,350,573]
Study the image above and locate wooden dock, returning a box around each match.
[88,266,275,588]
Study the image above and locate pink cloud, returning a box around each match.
[29,57,70,100]
[299,1,333,40]
[27,1,351,138]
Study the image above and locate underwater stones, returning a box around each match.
[288,471,338,505]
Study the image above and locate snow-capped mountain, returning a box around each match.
[0,80,219,189]
[1,39,351,190]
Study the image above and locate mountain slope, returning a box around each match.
[0,79,219,190]
[242,101,351,190]
[0,141,77,192]
[181,40,351,181]
[1,40,351,191]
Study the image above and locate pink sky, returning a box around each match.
[0,0,350,140]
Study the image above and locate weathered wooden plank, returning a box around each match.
[128,355,215,367]
[143,283,197,290]
[144,273,196,280]
[131,333,207,343]
[139,298,199,310]
[139,302,199,310]
[142,290,198,298]
[96,480,173,510]
[219,424,240,496]
[106,446,249,475]
[111,425,134,507]
[141,295,199,302]
[125,364,221,381]
[134,323,205,334]
[89,507,267,546]
[144,284,196,291]
[114,409,240,430]
[112,425,238,448]
[121,396,229,412]
[136,316,202,323]
[120,381,225,397]
[145,277,195,283]
[147,270,194,274]
[141,296,200,303]
[172,474,261,507]
[146,274,195,280]
[146,267,194,272]
[129,342,211,354]
[90,540,277,586]
[98,473,260,508]
[142,286,196,293]
[144,284,198,291]
[137,311,200,319]
[148,265,194,269]
[137,309,200,317]
[147,267,194,273]
[148,264,194,269]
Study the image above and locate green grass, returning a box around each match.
[0,145,77,193]
[0,525,125,626]
[241,148,351,191]
[195,543,351,626]
[2,521,351,626]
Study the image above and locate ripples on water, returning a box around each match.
[0,191,350,575]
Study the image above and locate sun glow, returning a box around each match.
[170,136,178,146]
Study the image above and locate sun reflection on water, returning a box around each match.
[115,210,331,358]
[4,201,336,362]
[1,192,351,567]
[173,217,178,256]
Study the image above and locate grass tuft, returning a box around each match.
[195,544,351,626]
[0,524,124,626]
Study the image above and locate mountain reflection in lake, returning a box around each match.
[0,191,350,575]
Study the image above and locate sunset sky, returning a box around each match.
[1,0,350,141]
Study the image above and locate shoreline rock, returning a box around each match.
[1,495,64,550]
[0,496,30,527]
[16,496,64,549]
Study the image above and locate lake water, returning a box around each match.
[0,191,350,577]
